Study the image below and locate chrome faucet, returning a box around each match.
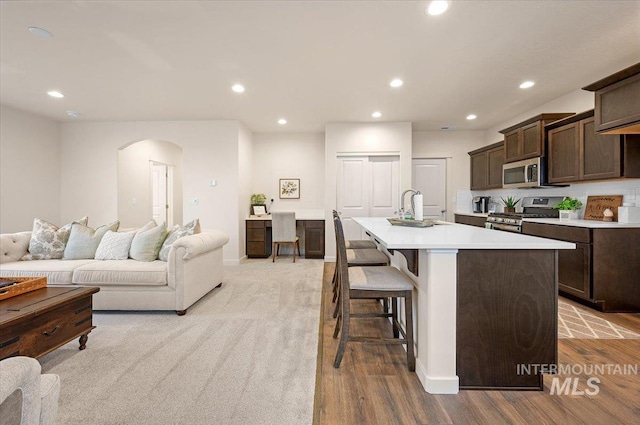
[398,189,420,219]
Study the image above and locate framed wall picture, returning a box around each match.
[279,179,300,199]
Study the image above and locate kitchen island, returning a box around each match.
[352,217,575,394]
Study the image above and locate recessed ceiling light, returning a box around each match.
[466,114,477,120]
[278,118,287,125]
[520,81,535,89]
[66,111,80,118]
[372,111,382,118]
[28,27,53,39]
[427,1,450,16]
[390,79,404,88]
[231,84,245,93]
[47,91,64,98]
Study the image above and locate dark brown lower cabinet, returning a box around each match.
[245,219,325,259]
[522,222,640,312]
[303,220,325,258]
[454,214,487,228]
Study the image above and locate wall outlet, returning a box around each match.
[628,189,637,201]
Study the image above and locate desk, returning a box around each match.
[246,218,325,259]
[353,217,574,394]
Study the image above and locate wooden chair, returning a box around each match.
[330,213,390,316]
[271,212,300,262]
[332,215,416,371]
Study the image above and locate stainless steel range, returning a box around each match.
[486,196,565,233]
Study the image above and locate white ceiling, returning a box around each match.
[1,1,639,133]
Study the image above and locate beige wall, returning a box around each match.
[412,131,486,221]
[237,124,253,259]
[252,133,325,212]
[117,139,183,228]
[0,105,61,232]
[324,122,412,260]
[59,120,243,262]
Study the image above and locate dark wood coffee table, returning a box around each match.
[0,286,100,360]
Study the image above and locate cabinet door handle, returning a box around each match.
[43,326,60,336]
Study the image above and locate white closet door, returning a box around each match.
[370,156,399,217]
[337,155,399,240]
[151,163,168,226]
[412,158,447,219]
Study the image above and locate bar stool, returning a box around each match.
[331,215,390,318]
[332,215,416,371]
[330,211,388,305]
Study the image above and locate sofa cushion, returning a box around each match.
[64,221,120,260]
[0,232,31,263]
[0,259,98,284]
[72,260,167,286]
[158,219,200,262]
[129,224,167,262]
[22,217,88,260]
[95,230,135,260]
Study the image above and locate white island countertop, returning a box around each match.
[353,217,575,250]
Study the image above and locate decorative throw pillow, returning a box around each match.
[95,230,136,260]
[129,224,168,262]
[158,219,200,261]
[22,217,89,260]
[63,221,120,260]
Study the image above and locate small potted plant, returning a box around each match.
[501,196,521,213]
[555,197,583,220]
[250,193,267,215]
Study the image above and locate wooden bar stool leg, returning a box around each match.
[293,242,296,263]
[391,297,399,338]
[333,297,350,368]
[405,291,416,372]
[272,242,277,262]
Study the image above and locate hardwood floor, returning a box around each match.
[314,263,640,425]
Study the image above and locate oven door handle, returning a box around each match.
[490,223,522,233]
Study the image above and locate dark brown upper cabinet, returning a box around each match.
[500,113,574,163]
[583,62,640,135]
[546,110,640,184]
[469,141,504,190]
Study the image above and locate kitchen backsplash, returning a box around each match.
[458,179,640,217]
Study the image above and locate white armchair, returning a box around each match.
[0,356,60,425]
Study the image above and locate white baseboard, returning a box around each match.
[224,258,242,266]
[416,359,459,394]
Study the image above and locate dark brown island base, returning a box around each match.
[393,248,557,390]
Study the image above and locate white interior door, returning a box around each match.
[412,158,447,219]
[151,163,168,226]
[337,155,399,240]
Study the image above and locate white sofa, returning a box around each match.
[0,229,229,315]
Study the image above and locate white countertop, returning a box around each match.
[455,211,640,228]
[353,217,575,250]
[523,218,640,228]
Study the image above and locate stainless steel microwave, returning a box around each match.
[502,157,546,189]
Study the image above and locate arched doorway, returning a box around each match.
[117,139,183,228]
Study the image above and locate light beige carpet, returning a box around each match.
[39,259,324,425]
[558,299,640,339]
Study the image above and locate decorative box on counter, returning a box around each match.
[0,276,47,301]
[618,206,640,224]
